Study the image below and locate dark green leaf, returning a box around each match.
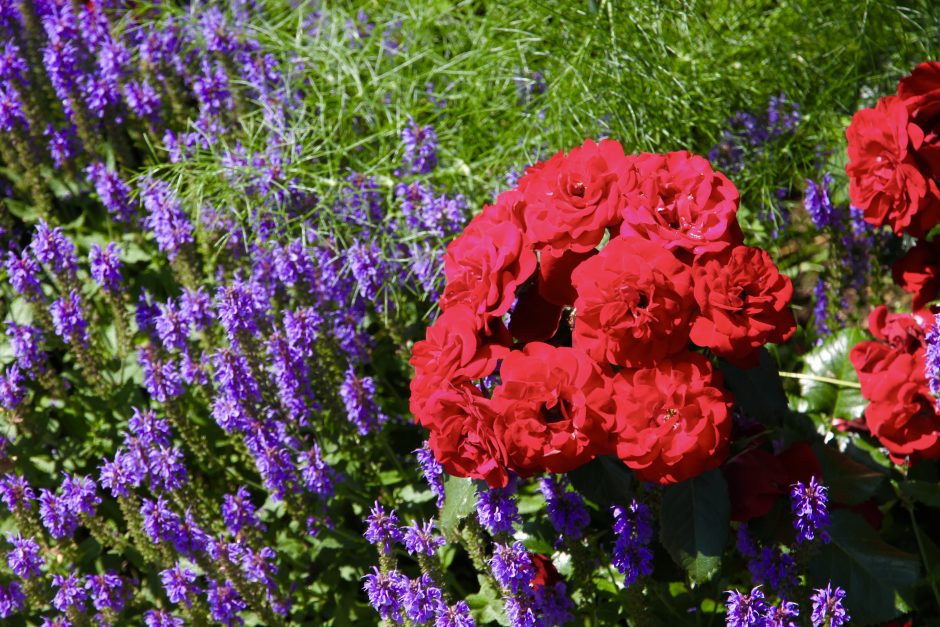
[440,475,477,536]
[719,348,788,427]
[568,455,635,508]
[812,442,885,506]
[801,328,868,420]
[808,510,919,625]
[466,575,508,625]
[659,470,730,583]
[900,480,940,508]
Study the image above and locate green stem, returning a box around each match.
[778,371,861,389]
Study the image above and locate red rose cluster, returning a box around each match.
[847,61,940,311]
[849,306,940,463]
[410,140,796,487]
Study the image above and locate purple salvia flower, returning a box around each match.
[6,322,46,372]
[139,347,183,402]
[140,496,182,544]
[0,41,28,81]
[148,445,188,492]
[136,289,161,336]
[790,476,830,544]
[211,394,252,434]
[504,596,537,627]
[533,580,574,627]
[539,475,590,541]
[401,117,438,174]
[222,487,263,534]
[805,174,835,230]
[5,250,42,296]
[490,541,534,595]
[273,239,316,287]
[403,519,445,557]
[52,572,87,612]
[363,567,407,623]
[339,366,387,435]
[155,299,190,351]
[192,61,231,116]
[239,546,277,584]
[86,571,126,612]
[477,481,521,536]
[46,125,77,169]
[206,579,246,627]
[50,290,88,344]
[31,221,77,277]
[123,79,161,121]
[99,449,145,498]
[215,279,264,343]
[299,443,335,499]
[0,365,25,410]
[128,407,172,449]
[180,287,213,331]
[283,307,321,358]
[402,573,445,625]
[266,330,312,420]
[144,610,184,627]
[38,490,78,539]
[926,313,940,405]
[415,442,445,508]
[810,583,850,627]
[765,600,800,627]
[611,500,654,586]
[212,348,261,403]
[6,534,43,578]
[161,563,199,606]
[86,162,134,223]
[748,545,798,595]
[245,433,296,499]
[725,586,769,627]
[0,84,25,132]
[140,177,194,260]
[60,473,100,517]
[348,239,388,304]
[88,242,122,292]
[364,501,404,554]
[0,474,34,511]
[0,582,24,618]
[435,601,476,627]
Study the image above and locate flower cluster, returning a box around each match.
[411,140,796,486]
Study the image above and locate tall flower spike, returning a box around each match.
[926,313,940,406]
[810,583,850,627]
[362,567,407,623]
[611,500,654,586]
[476,480,521,536]
[540,475,590,541]
[415,442,446,508]
[402,519,445,557]
[725,586,769,627]
[364,501,403,554]
[790,476,830,544]
[490,541,534,595]
[6,534,43,579]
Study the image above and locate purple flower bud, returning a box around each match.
[161,563,199,606]
[141,496,182,544]
[403,519,445,557]
[364,501,403,554]
[45,125,77,169]
[51,572,87,612]
[86,163,134,223]
[148,445,188,492]
[539,475,589,541]
[6,534,43,578]
[139,347,182,403]
[99,449,145,498]
[790,476,830,544]
[611,500,654,587]
[804,174,834,230]
[88,242,123,292]
[38,490,78,539]
[50,290,88,345]
[810,583,850,627]
[725,586,768,627]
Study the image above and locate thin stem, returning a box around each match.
[778,371,861,389]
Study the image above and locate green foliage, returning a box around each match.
[659,470,730,584]
[800,327,868,421]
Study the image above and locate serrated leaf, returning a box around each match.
[808,510,919,625]
[439,475,477,535]
[801,328,868,420]
[719,348,788,427]
[659,470,730,583]
[568,455,634,508]
[900,480,940,508]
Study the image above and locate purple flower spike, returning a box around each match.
[50,290,88,345]
[490,541,534,595]
[89,242,123,292]
[86,572,126,612]
[86,163,134,223]
[810,583,850,627]
[611,500,654,586]
[51,572,87,612]
[161,563,199,607]
[725,586,768,627]
[401,117,438,174]
[364,501,403,554]
[415,442,445,508]
[362,567,407,623]
[476,480,521,536]
[540,475,590,541]
[790,476,830,544]
[403,519,445,557]
[6,534,43,579]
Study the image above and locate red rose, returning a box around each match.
[529,553,561,588]
[409,305,508,419]
[537,248,597,307]
[898,61,940,126]
[689,246,796,367]
[423,382,512,487]
[439,214,536,322]
[491,343,615,475]
[846,95,940,237]
[892,240,940,312]
[611,351,732,484]
[618,151,743,258]
[570,235,693,367]
[867,305,926,356]
[517,139,629,254]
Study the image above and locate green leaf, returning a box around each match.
[808,510,919,625]
[812,442,885,506]
[659,470,730,583]
[801,328,868,420]
[568,455,634,508]
[900,480,940,508]
[466,575,508,625]
[439,475,477,536]
[719,348,788,427]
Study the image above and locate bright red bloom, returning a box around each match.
[409,305,507,419]
[571,235,693,367]
[422,382,512,488]
[518,139,629,254]
[439,214,536,322]
[689,246,796,368]
[846,95,940,237]
[618,151,743,258]
[611,351,732,484]
[893,239,940,313]
[491,343,615,476]
[898,61,940,126]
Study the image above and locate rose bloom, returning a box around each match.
[409,305,508,419]
[611,351,732,484]
[892,239,940,312]
[850,307,940,463]
[571,235,693,367]
[422,382,512,488]
[517,138,629,254]
[491,343,615,476]
[618,151,743,259]
[689,245,796,367]
[439,212,536,323]
[845,95,940,237]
